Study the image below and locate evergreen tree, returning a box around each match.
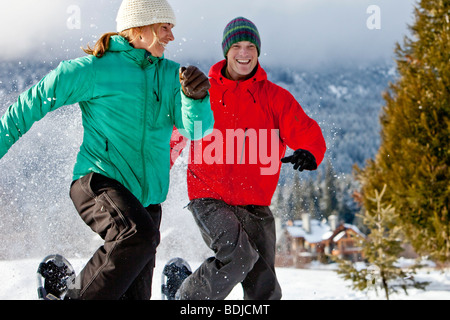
[304,177,319,219]
[321,159,339,219]
[356,0,450,262]
[271,185,287,221]
[336,174,358,224]
[287,172,303,221]
[335,186,428,300]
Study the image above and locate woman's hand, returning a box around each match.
[179,66,210,100]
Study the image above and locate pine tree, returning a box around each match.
[287,172,304,221]
[304,177,319,219]
[271,185,287,221]
[321,159,339,219]
[335,186,428,300]
[356,0,450,262]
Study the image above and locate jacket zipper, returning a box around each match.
[240,128,248,164]
[141,62,149,202]
[238,89,256,164]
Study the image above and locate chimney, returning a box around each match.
[328,215,338,231]
[302,213,311,234]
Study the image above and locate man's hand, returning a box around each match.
[281,149,317,172]
[179,66,210,100]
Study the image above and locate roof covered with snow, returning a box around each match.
[285,219,365,244]
[286,219,332,243]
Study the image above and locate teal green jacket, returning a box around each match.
[0,36,214,206]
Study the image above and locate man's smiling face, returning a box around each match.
[226,41,258,81]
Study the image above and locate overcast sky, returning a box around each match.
[0,0,417,68]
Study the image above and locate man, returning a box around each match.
[169,17,326,300]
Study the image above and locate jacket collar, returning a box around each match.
[108,35,164,66]
[209,59,267,88]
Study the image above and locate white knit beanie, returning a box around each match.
[116,0,176,32]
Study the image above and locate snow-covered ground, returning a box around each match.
[1,258,449,300]
[1,152,448,301]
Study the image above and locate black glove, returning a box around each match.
[281,149,317,172]
[179,66,210,100]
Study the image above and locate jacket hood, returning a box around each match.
[108,35,163,64]
[109,35,134,52]
[209,59,267,87]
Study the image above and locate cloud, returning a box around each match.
[168,0,416,67]
[0,0,416,67]
[0,0,118,60]
[0,1,67,59]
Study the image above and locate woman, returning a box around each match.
[0,0,213,300]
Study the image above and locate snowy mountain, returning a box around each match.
[0,59,395,173]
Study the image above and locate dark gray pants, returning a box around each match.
[67,173,161,300]
[178,198,282,300]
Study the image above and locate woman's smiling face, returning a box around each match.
[132,23,175,57]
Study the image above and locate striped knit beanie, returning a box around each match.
[222,17,261,57]
[116,0,176,32]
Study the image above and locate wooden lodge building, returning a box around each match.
[276,214,366,267]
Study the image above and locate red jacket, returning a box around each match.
[171,60,326,206]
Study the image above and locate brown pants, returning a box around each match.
[178,198,282,300]
[66,173,161,300]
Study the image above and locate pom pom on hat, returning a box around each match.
[222,17,261,57]
[116,0,176,32]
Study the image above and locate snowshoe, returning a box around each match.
[37,254,76,300]
[161,257,192,300]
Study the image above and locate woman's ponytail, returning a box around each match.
[82,32,119,58]
[82,25,160,58]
